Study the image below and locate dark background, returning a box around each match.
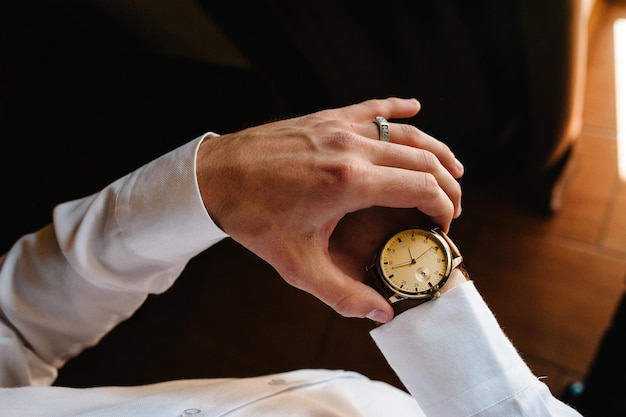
[0,0,586,390]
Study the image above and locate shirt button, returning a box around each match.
[182,409,201,416]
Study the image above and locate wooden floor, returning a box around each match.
[453,1,626,396]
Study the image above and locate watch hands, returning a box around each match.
[392,260,415,268]
[414,246,435,262]
[392,246,433,269]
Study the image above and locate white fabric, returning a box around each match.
[1,369,424,417]
[0,134,581,416]
[372,283,581,417]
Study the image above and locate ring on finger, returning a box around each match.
[374,116,390,142]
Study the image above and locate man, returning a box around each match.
[0,98,580,415]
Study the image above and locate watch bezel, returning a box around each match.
[375,227,454,300]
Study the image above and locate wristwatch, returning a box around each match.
[366,226,469,316]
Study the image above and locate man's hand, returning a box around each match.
[195,97,463,322]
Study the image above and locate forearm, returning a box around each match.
[0,134,228,387]
[371,280,582,416]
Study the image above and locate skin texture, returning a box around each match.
[196,98,464,323]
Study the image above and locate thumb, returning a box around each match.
[307,254,394,323]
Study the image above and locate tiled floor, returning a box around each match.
[453,1,626,395]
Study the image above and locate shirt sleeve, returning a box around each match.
[0,133,228,387]
[370,281,582,417]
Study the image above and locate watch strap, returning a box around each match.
[364,266,431,316]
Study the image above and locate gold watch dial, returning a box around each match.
[378,228,452,298]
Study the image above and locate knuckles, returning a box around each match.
[320,128,360,151]
[313,130,369,190]
[318,156,366,191]
[416,149,439,171]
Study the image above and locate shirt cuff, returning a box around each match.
[370,281,538,416]
[113,133,229,263]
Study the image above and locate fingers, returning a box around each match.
[331,97,463,186]
[386,123,464,180]
[334,97,422,122]
[338,126,461,224]
[335,98,463,179]
[335,98,463,223]
[352,114,464,180]
[367,143,463,220]
[355,164,458,232]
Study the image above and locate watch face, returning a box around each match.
[378,228,452,298]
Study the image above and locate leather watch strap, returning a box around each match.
[364,266,430,317]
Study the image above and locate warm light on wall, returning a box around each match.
[615,18,626,180]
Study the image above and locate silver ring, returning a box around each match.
[374,116,390,142]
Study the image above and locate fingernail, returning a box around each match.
[455,158,464,173]
[366,309,388,323]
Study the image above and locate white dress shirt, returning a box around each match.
[0,134,581,416]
